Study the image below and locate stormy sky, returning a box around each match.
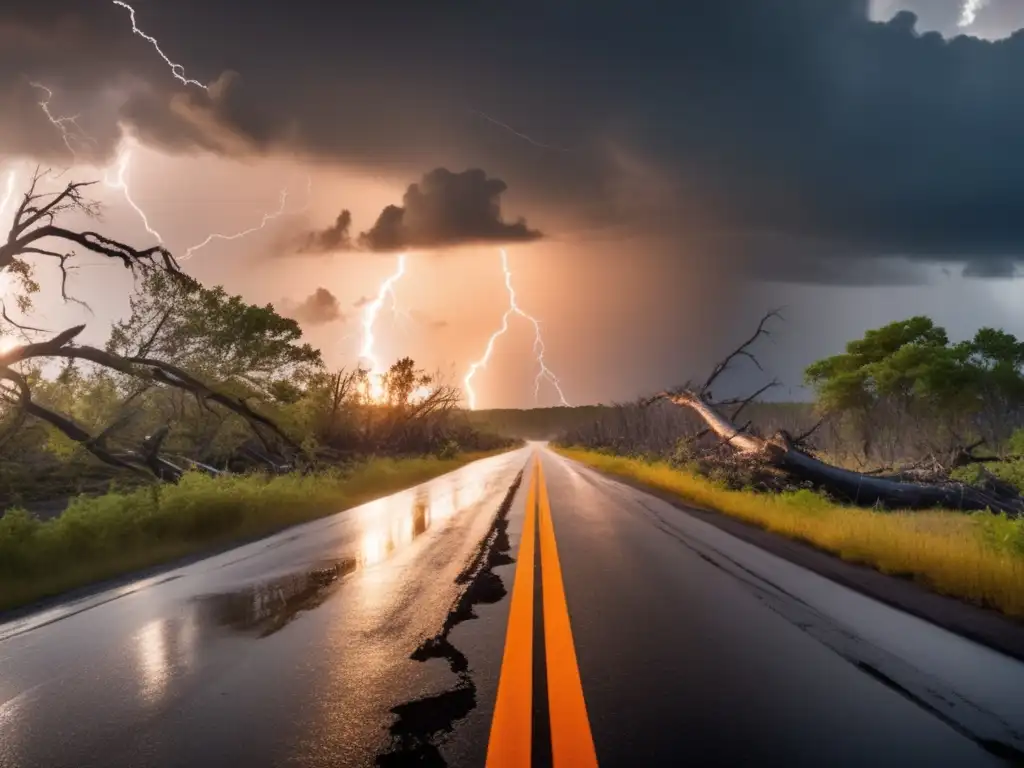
[2,0,1024,407]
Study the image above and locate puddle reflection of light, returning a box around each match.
[133,613,199,705]
[351,471,492,572]
[359,528,392,567]
[136,619,169,704]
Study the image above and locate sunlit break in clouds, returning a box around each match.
[111,0,208,90]
[359,254,408,401]
[463,249,569,410]
[959,0,988,27]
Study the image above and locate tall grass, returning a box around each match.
[0,451,507,613]
[556,447,1024,618]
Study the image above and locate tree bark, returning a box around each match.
[664,390,1023,516]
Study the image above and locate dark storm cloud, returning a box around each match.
[0,0,273,163]
[357,169,541,252]
[281,287,345,326]
[962,258,1020,278]
[6,0,1024,280]
[299,210,353,253]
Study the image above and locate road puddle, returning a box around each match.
[193,559,357,637]
[192,469,491,638]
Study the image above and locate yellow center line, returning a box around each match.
[538,457,600,768]
[485,457,538,768]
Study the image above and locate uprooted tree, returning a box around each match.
[0,168,313,481]
[644,311,1024,516]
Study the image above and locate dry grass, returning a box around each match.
[555,447,1024,618]
[0,449,510,613]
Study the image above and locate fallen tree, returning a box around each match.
[644,311,1024,517]
[0,169,300,481]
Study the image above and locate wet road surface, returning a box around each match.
[2,444,1023,767]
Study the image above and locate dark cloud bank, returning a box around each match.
[5,1,1024,280]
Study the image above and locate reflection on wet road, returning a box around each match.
[4,444,1023,767]
[0,448,528,768]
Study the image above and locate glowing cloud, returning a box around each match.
[463,249,569,410]
[959,0,988,27]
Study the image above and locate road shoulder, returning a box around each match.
[579,464,1024,663]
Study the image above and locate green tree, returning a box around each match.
[806,317,1024,462]
[107,270,323,396]
[381,357,432,408]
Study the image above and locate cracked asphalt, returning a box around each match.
[2,444,1023,767]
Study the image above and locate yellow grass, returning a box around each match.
[555,447,1024,618]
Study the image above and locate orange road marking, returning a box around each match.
[538,458,599,767]
[485,457,538,768]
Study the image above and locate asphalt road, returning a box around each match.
[1,444,1023,767]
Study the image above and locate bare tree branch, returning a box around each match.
[0,301,48,334]
[700,309,783,394]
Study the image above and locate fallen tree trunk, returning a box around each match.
[646,310,1024,517]
[660,390,1024,516]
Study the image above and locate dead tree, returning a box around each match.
[0,169,298,481]
[645,311,1024,516]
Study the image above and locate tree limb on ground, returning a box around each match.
[646,311,1024,516]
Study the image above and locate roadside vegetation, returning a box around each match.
[0,452,505,612]
[556,448,1024,618]
[556,314,1024,618]
[0,169,516,612]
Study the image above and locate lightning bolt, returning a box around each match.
[359,253,408,401]
[30,82,96,163]
[180,188,290,262]
[30,83,160,244]
[959,0,988,27]
[112,1,207,90]
[468,108,575,153]
[463,248,569,410]
[103,143,164,242]
[0,169,17,226]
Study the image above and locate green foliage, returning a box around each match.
[972,512,1024,556]
[382,357,432,407]
[107,270,323,393]
[1007,428,1024,457]
[805,317,1024,460]
[951,460,1024,495]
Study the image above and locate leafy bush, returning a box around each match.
[951,459,1024,494]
